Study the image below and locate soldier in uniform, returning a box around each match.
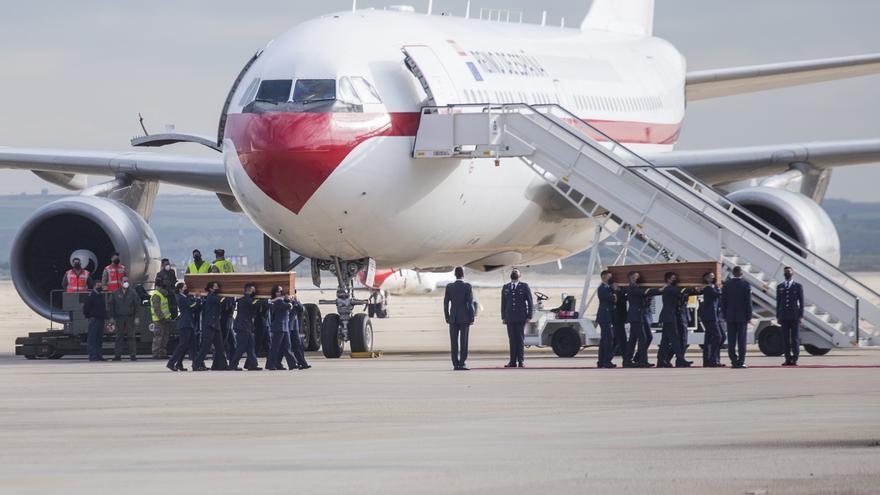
[194,281,228,371]
[444,266,475,370]
[721,266,752,369]
[622,271,660,368]
[656,272,693,368]
[167,281,199,371]
[501,269,533,368]
[699,271,724,367]
[595,270,616,368]
[776,266,805,366]
[612,282,628,357]
[228,283,264,371]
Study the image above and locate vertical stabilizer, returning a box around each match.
[581,0,654,36]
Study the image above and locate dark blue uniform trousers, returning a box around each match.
[701,320,722,366]
[625,321,650,364]
[612,321,627,357]
[449,323,470,367]
[87,318,104,360]
[168,326,192,369]
[196,325,228,370]
[228,328,258,369]
[726,320,748,366]
[597,321,614,366]
[267,330,306,369]
[780,319,800,362]
[657,321,686,365]
[506,321,525,365]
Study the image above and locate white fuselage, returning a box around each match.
[222,9,686,271]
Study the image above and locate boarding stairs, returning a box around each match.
[412,103,880,349]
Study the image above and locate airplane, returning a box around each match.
[2,0,880,358]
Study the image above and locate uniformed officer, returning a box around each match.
[108,276,138,361]
[776,266,805,366]
[288,291,311,370]
[501,269,533,368]
[721,266,752,369]
[219,294,237,359]
[228,283,264,371]
[612,282,628,357]
[167,282,199,372]
[210,248,235,273]
[699,271,724,367]
[82,280,107,361]
[266,285,300,371]
[622,271,660,368]
[595,270,616,368]
[194,281,228,371]
[444,266,475,370]
[656,272,693,368]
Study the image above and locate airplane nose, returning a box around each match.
[225,111,415,214]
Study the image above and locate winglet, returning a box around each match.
[581,0,655,36]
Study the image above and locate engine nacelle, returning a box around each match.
[726,187,841,266]
[10,196,161,322]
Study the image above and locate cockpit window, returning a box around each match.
[238,78,260,106]
[351,77,382,104]
[255,79,292,103]
[293,79,336,104]
[337,77,361,105]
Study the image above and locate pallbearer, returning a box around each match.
[228,283,263,371]
[699,271,724,367]
[266,285,299,371]
[595,270,616,368]
[656,272,692,368]
[194,281,228,371]
[776,266,804,366]
[167,282,199,372]
[622,271,660,368]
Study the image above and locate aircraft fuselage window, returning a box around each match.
[256,79,292,103]
[293,79,336,103]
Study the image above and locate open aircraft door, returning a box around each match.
[403,45,460,106]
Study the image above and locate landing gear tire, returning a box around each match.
[803,344,831,356]
[303,304,322,352]
[48,352,64,360]
[24,355,36,360]
[758,325,784,357]
[298,312,310,349]
[551,327,581,358]
[321,314,343,359]
[349,314,373,353]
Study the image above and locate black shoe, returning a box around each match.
[177,366,188,371]
[112,356,122,362]
[298,364,311,370]
[130,356,137,361]
[656,362,673,368]
[193,366,208,371]
[790,361,798,367]
[459,366,469,371]
[518,362,524,368]
[715,362,727,367]
[166,363,178,372]
[276,366,287,371]
[504,363,516,368]
[675,361,693,368]
[622,361,636,368]
[230,367,243,371]
[246,366,263,371]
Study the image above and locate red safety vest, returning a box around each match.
[104,263,126,292]
[65,269,91,293]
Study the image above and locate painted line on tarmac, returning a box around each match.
[469,364,880,370]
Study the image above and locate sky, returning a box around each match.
[1,0,879,199]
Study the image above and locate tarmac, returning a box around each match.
[1,280,879,494]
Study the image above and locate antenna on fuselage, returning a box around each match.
[137,113,149,136]
[541,11,547,26]
[465,0,471,19]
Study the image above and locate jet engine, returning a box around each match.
[10,196,161,322]
[726,187,841,265]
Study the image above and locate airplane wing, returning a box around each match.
[0,147,230,194]
[686,53,880,101]
[644,139,880,186]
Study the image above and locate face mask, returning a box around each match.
[122,282,130,289]
[112,259,120,265]
[194,255,202,261]
[73,262,81,269]
[784,273,793,280]
[164,265,171,271]
[671,279,679,286]
[183,289,190,295]
[510,273,519,281]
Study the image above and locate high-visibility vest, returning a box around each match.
[149,290,170,322]
[212,259,235,273]
[65,269,91,293]
[104,263,126,292]
[187,261,211,274]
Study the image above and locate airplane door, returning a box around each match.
[403,45,460,106]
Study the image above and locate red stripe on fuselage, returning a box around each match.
[226,111,680,215]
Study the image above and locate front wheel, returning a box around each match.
[757,325,784,357]
[321,314,343,358]
[551,327,581,358]
[803,344,831,356]
[349,314,373,353]
[303,304,322,351]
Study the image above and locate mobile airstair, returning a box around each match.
[412,103,880,353]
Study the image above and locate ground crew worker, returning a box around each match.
[228,283,264,371]
[656,272,692,368]
[194,281,228,371]
[101,252,127,293]
[149,285,173,359]
[501,269,533,368]
[266,285,299,371]
[167,282,199,372]
[210,248,235,273]
[185,249,212,274]
[82,281,107,361]
[699,271,724,367]
[62,257,93,293]
[622,271,660,368]
[777,266,805,366]
[595,270,616,368]
[108,276,138,361]
[154,258,179,316]
[722,266,752,369]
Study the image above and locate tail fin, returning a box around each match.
[580,0,654,36]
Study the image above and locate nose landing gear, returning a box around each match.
[316,258,374,358]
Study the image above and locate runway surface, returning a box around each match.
[1,280,879,494]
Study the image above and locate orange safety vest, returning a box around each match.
[103,263,126,292]
[65,269,91,293]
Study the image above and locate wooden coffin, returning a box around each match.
[607,261,721,288]
[183,272,295,297]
